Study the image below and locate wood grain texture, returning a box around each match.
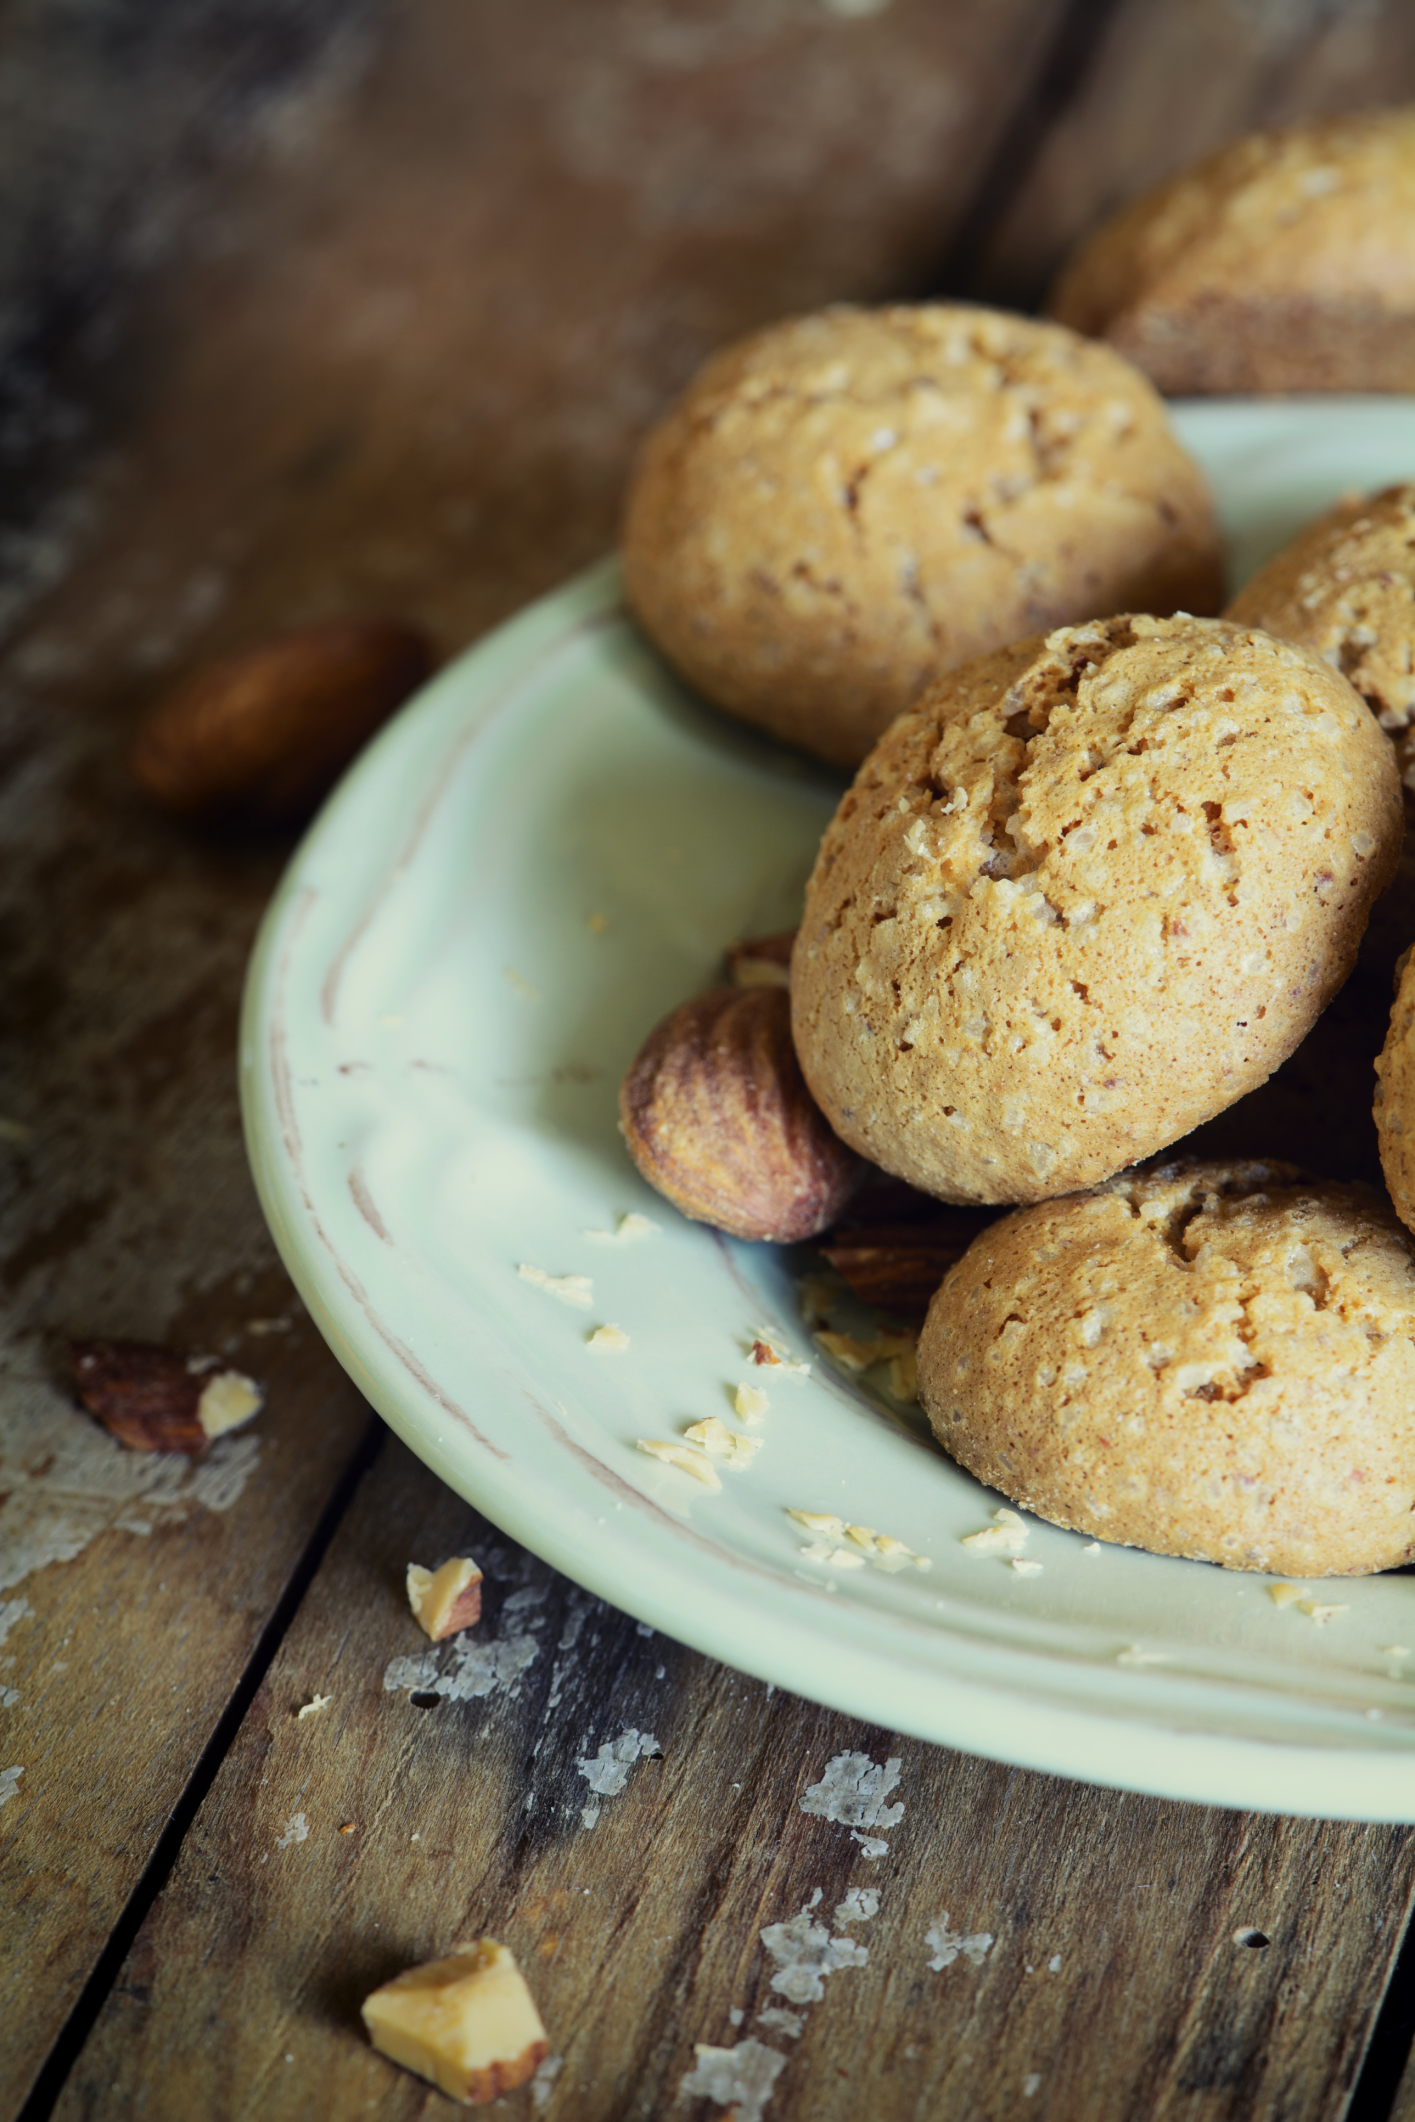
[0,539,376,2110]
[4,0,1067,694]
[961,0,1415,310]
[53,1436,1415,2122]
[0,4,1075,2110]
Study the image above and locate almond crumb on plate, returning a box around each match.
[636,1440,722,1490]
[961,1508,1029,1556]
[735,1383,769,1423]
[1268,1584,1306,1608]
[586,1324,630,1353]
[788,1509,846,1536]
[585,1211,659,1242]
[1297,1599,1348,1625]
[684,1417,761,1468]
[516,1264,592,1308]
[1010,1558,1044,1577]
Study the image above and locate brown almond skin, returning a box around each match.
[72,1339,208,1452]
[130,619,435,825]
[620,986,863,1242]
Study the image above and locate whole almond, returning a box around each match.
[130,619,434,824]
[619,986,863,1243]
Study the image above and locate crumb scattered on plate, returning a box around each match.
[637,1439,721,1490]
[517,1264,593,1308]
[586,1324,630,1353]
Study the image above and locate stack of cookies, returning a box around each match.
[617,108,1415,1582]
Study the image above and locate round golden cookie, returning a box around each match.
[1375,947,1415,1237]
[1227,484,1415,789]
[791,613,1402,1205]
[1049,108,1415,395]
[621,304,1222,769]
[918,1159,1415,1577]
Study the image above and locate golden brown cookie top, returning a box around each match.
[791,613,1402,1204]
[622,304,1221,767]
[917,1160,1415,1576]
[1227,484,1415,747]
[1049,107,1415,394]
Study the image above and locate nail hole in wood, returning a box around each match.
[409,1691,442,1709]
[1232,1927,1269,1948]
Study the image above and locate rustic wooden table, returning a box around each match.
[7,4,1415,2117]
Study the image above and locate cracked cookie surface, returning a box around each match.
[791,613,1401,1204]
[621,304,1221,768]
[918,1159,1415,1577]
[1227,484,1415,789]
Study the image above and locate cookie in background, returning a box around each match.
[1049,107,1415,395]
[622,303,1221,769]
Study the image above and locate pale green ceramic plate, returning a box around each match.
[242,399,1415,1820]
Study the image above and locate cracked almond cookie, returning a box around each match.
[918,1159,1415,1577]
[791,613,1401,1205]
[1227,484,1415,790]
[621,304,1221,768]
[1049,107,1415,394]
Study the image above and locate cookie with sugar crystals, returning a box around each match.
[918,1159,1415,1578]
[791,613,1401,1205]
[1049,107,1415,394]
[1227,483,1415,790]
[622,303,1221,768]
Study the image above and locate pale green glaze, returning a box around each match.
[241,400,1415,1818]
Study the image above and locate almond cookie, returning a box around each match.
[1049,108,1415,394]
[918,1159,1415,1577]
[1375,947,1415,1236]
[1227,484,1415,789]
[791,614,1401,1205]
[621,304,1221,769]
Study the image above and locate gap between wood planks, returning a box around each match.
[14,1411,387,2122]
[934,0,1129,306]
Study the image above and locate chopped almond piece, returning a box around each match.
[361,1939,548,2105]
[407,1557,484,1641]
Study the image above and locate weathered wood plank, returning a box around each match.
[5,0,1068,688]
[1,4,1082,2108]
[52,1436,1415,2122]
[0,623,378,2115]
[958,0,1415,310]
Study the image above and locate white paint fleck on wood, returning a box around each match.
[833,1888,879,1929]
[679,2039,787,2121]
[274,1812,309,1847]
[530,2053,563,2109]
[576,1728,661,1826]
[756,2008,803,2039]
[0,1764,21,1805]
[0,1367,261,1592]
[760,1902,869,2004]
[800,1752,904,1846]
[925,1914,994,1970]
